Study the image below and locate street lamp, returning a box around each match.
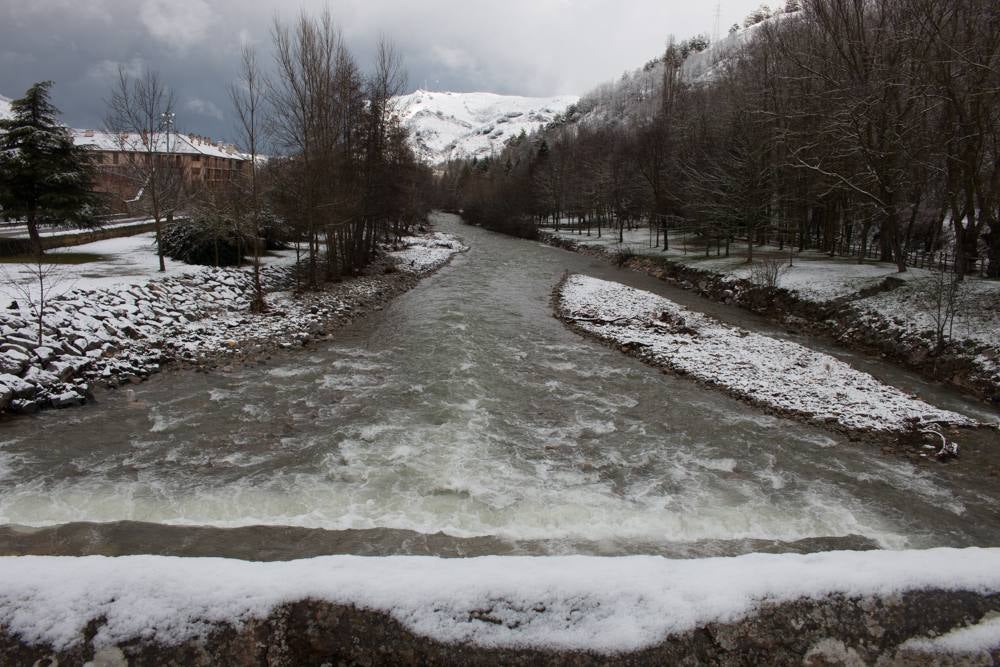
[159,112,175,154]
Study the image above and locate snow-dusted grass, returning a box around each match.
[0,232,300,297]
[387,232,467,273]
[857,275,1000,349]
[0,549,998,654]
[558,275,975,433]
[544,226,929,303]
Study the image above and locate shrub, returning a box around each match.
[749,258,787,289]
[613,245,636,268]
[162,216,244,267]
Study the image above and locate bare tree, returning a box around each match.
[916,270,969,352]
[230,43,269,312]
[105,67,185,272]
[1,260,73,345]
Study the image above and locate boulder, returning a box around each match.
[0,373,35,399]
[50,390,85,409]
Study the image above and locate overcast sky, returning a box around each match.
[1,0,763,142]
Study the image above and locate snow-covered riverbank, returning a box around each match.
[0,231,466,416]
[556,275,976,436]
[542,229,1000,403]
[1,549,998,662]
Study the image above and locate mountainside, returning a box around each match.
[565,16,786,131]
[0,94,12,121]
[394,90,578,164]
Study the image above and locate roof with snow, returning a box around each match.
[0,94,13,121]
[72,129,248,161]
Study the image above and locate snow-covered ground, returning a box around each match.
[387,231,468,272]
[857,275,1000,349]
[0,231,465,414]
[394,90,578,164]
[545,227,1000,387]
[0,232,299,296]
[0,548,997,654]
[558,275,976,434]
[545,227,927,302]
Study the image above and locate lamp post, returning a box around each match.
[159,111,177,232]
[159,112,175,154]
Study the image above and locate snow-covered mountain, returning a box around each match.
[0,94,13,121]
[394,90,578,164]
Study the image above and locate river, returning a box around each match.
[0,212,997,559]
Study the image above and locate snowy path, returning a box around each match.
[557,275,976,434]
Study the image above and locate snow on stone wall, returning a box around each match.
[0,548,998,654]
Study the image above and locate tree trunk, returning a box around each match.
[154,214,166,272]
[26,212,43,259]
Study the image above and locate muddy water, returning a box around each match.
[0,213,997,558]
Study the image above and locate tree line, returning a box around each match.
[439,0,1000,279]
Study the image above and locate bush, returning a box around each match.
[749,258,787,289]
[613,245,636,268]
[162,216,244,267]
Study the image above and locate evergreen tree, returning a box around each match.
[0,81,98,256]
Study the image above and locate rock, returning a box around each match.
[9,398,40,414]
[0,352,25,375]
[50,390,85,409]
[0,373,35,399]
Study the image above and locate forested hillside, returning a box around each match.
[439,0,1000,279]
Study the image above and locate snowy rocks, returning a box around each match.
[0,372,34,398]
[0,229,460,417]
[557,275,977,436]
[386,232,467,273]
[49,389,85,409]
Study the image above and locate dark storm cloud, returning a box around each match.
[0,0,761,141]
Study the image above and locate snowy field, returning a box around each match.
[0,232,300,297]
[0,549,998,655]
[558,275,976,434]
[545,227,1000,355]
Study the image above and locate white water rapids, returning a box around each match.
[0,213,997,556]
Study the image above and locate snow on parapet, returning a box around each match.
[558,275,976,433]
[1,549,999,653]
[393,90,578,164]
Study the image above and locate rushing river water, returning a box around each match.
[1,213,998,558]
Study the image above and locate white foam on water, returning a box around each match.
[266,366,312,378]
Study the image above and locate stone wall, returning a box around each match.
[0,221,158,256]
[3,590,997,666]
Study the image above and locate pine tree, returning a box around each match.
[0,81,99,257]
